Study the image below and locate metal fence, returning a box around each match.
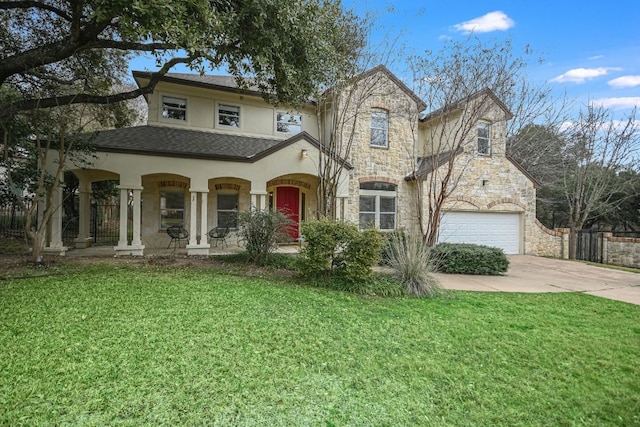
[0,202,35,240]
[1,200,125,246]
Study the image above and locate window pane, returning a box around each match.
[161,191,184,209]
[359,213,375,229]
[219,105,240,127]
[162,96,187,121]
[371,110,388,147]
[359,196,375,212]
[371,129,388,147]
[218,194,238,210]
[360,182,397,191]
[277,112,302,134]
[380,196,395,213]
[160,190,184,228]
[218,211,238,228]
[380,213,395,230]
[478,139,490,154]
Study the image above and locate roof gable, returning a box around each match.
[420,88,513,123]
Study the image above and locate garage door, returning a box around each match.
[438,212,521,254]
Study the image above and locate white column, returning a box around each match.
[250,192,258,208]
[131,188,143,246]
[116,187,129,247]
[75,186,92,248]
[200,192,208,244]
[258,193,267,211]
[188,191,198,246]
[187,189,211,255]
[44,185,67,255]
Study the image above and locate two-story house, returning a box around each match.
[40,65,565,257]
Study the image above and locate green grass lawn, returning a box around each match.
[1,263,639,426]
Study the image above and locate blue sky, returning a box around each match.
[129,1,640,115]
[350,0,640,113]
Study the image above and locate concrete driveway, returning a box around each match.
[437,255,640,306]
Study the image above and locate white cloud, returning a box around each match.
[608,75,640,88]
[550,67,621,84]
[452,11,515,34]
[591,97,640,109]
[588,55,604,60]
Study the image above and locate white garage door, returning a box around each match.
[438,212,521,254]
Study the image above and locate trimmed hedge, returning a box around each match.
[432,243,509,275]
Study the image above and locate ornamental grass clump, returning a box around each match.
[384,232,442,297]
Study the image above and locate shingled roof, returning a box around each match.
[132,71,265,98]
[87,125,351,167]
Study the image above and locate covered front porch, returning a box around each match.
[49,127,351,257]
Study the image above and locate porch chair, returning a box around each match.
[208,226,230,249]
[166,224,189,249]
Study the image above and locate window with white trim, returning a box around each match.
[277,112,302,134]
[370,109,389,148]
[160,190,185,229]
[217,193,238,228]
[477,121,491,155]
[218,104,240,127]
[162,96,187,121]
[359,182,396,230]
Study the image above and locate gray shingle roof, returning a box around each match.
[405,149,461,181]
[89,125,296,162]
[87,125,352,168]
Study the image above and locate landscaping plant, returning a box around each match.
[298,218,383,284]
[238,208,293,265]
[432,242,509,275]
[384,232,442,297]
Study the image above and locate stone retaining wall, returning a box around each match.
[530,220,569,258]
[603,233,640,268]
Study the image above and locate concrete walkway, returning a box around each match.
[437,255,640,306]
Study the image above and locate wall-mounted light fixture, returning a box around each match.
[300,149,308,159]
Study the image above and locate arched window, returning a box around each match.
[359,181,397,230]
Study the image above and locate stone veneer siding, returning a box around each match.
[340,71,421,231]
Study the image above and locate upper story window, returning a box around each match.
[370,109,389,148]
[162,96,187,121]
[277,112,302,134]
[218,104,241,127]
[477,121,491,155]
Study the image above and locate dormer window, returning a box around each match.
[162,96,187,121]
[218,104,240,127]
[370,109,388,148]
[277,112,302,134]
[477,121,491,155]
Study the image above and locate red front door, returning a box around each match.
[276,186,300,239]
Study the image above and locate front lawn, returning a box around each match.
[1,262,639,426]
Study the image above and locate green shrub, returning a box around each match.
[238,208,293,265]
[432,243,509,275]
[298,218,383,284]
[384,233,442,297]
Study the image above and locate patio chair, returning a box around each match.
[208,226,230,249]
[166,224,189,249]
